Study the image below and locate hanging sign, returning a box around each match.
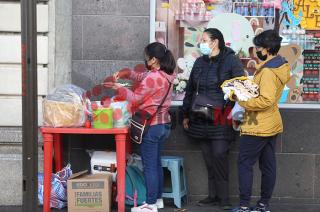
[294,0,320,30]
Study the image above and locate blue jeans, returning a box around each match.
[140,124,171,204]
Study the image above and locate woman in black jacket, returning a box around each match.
[182,28,244,209]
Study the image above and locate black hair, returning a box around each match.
[253,29,282,55]
[144,42,176,75]
[204,28,226,50]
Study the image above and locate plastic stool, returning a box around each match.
[161,156,187,208]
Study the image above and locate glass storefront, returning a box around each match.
[152,0,320,107]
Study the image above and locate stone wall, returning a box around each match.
[165,108,320,204]
[70,0,320,204]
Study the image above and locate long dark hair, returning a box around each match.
[204,28,226,50]
[144,42,176,75]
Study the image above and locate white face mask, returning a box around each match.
[199,42,212,55]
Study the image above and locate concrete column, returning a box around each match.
[48,0,72,91]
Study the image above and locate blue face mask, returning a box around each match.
[199,42,212,55]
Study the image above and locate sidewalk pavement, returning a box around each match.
[1,202,320,212]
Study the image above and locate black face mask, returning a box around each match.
[256,51,268,61]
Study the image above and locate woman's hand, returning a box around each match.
[112,68,131,81]
[103,82,122,90]
[232,94,238,101]
[113,72,120,81]
[183,118,189,130]
[232,120,241,131]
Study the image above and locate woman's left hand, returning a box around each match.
[113,72,120,81]
[232,94,238,101]
[103,82,122,90]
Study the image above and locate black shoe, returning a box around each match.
[252,203,270,212]
[197,196,219,206]
[220,203,233,210]
[220,200,232,210]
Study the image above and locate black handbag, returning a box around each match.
[191,74,217,121]
[191,57,225,122]
[191,93,216,122]
[130,80,172,144]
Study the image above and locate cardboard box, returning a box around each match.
[67,170,112,212]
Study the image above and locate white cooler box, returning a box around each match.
[90,151,117,182]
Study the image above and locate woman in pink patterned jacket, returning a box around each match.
[105,42,176,212]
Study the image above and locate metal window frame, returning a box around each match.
[21,0,38,211]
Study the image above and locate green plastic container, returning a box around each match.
[92,108,113,129]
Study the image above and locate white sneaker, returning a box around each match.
[131,203,158,212]
[156,198,164,209]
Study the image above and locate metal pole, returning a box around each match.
[150,0,156,43]
[21,0,38,211]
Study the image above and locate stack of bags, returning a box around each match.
[38,164,73,209]
[221,76,260,131]
[221,76,259,101]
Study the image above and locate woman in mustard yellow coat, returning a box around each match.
[233,30,291,212]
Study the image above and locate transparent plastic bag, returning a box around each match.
[127,153,143,171]
[228,102,245,121]
[110,97,131,128]
[43,84,90,127]
[227,102,245,131]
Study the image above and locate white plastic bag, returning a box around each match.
[230,102,245,121]
[88,150,117,182]
[227,102,245,131]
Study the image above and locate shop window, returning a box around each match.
[151,0,320,107]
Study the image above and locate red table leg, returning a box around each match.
[43,133,53,212]
[53,134,63,171]
[115,133,127,212]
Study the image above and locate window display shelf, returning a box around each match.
[232,1,275,18]
[151,0,320,108]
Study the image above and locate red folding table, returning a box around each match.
[40,127,130,212]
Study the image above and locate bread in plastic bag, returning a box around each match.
[43,84,89,127]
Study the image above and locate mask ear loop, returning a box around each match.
[149,57,158,70]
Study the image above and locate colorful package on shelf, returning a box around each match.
[43,84,90,128]
[110,97,131,128]
[92,107,113,129]
[232,0,276,17]
[175,0,212,25]
[302,50,320,102]
[221,76,260,102]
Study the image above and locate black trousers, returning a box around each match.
[200,139,231,202]
[238,135,277,207]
